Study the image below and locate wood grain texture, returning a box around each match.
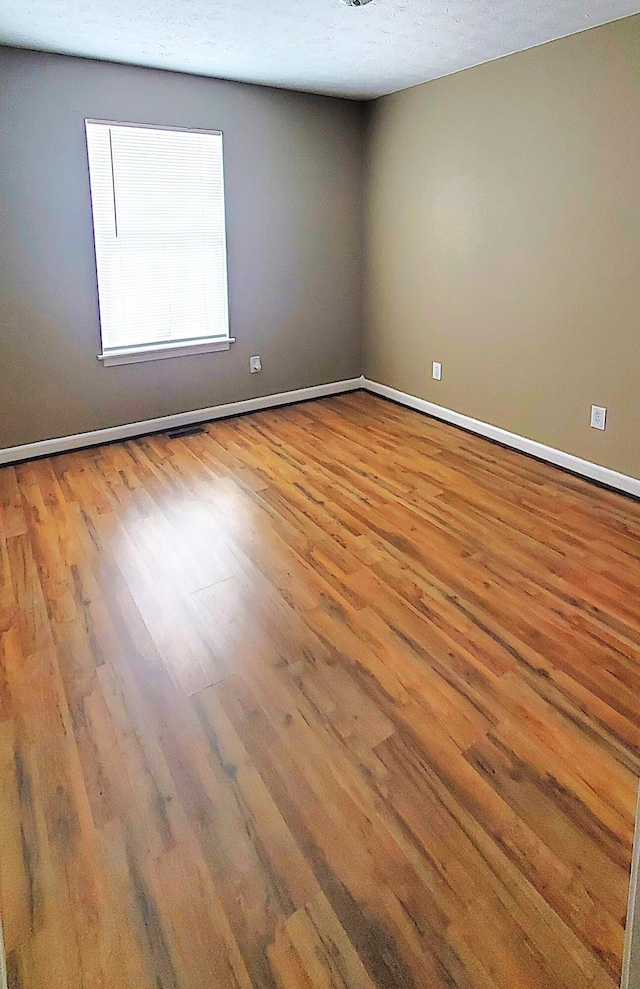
[0,390,639,989]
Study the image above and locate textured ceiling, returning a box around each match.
[1,0,639,99]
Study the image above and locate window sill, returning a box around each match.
[98,337,235,367]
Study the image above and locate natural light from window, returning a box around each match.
[85,120,231,366]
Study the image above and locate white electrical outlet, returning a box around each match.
[432,362,442,381]
[590,405,607,430]
[250,356,262,373]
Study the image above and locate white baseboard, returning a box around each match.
[363,378,640,499]
[3,375,638,500]
[0,377,364,466]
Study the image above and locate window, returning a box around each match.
[85,120,232,366]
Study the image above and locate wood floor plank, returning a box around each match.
[0,391,638,989]
[269,891,378,989]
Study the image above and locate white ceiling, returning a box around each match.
[1,0,639,99]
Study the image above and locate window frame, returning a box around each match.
[85,118,234,367]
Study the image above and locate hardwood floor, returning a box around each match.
[0,390,639,989]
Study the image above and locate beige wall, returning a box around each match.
[0,47,365,450]
[365,16,640,479]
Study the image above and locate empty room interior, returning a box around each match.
[2,1,640,987]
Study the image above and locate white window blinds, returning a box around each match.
[85,120,230,359]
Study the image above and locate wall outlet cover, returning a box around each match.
[590,405,607,430]
[432,362,442,381]
[250,356,262,373]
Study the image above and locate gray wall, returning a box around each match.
[0,46,365,449]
